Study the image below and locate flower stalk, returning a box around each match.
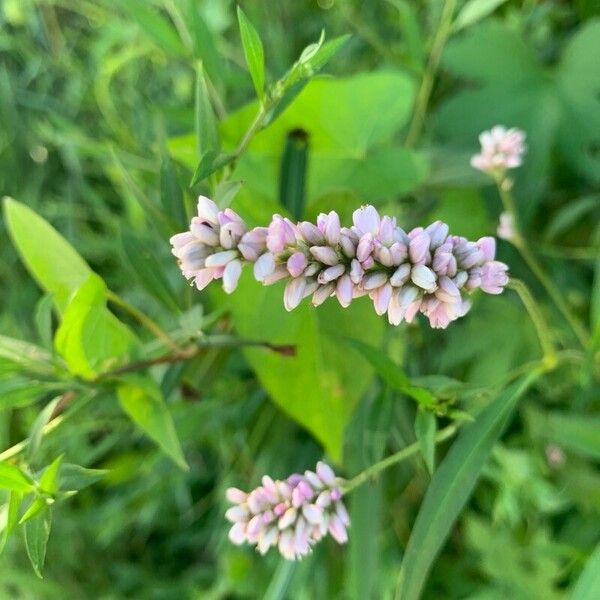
[495,180,590,349]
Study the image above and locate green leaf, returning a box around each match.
[3,197,91,313]
[571,543,600,600]
[190,150,236,187]
[0,335,53,375]
[28,397,61,461]
[396,373,538,600]
[415,410,436,474]
[39,455,63,495]
[0,462,34,493]
[348,338,436,409]
[301,33,351,72]
[278,129,308,219]
[160,150,187,229]
[228,272,384,460]
[117,376,188,470]
[526,408,600,461]
[120,232,181,313]
[453,0,509,32]
[24,508,52,578]
[0,491,22,554]
[34,294,54,351]
[19,497,47,525]
[120,0,186,56]
[194,62,219,160]
[55,275,135,379]
[237,6,265,99]
[59,464,107,492]
[0,377,64,411]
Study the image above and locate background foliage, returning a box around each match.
[1,0,599,598]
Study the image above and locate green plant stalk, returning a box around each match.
[106,290,182,352]
[508,279,557,367]
[497,182,590,349]
[405,0,457,148]
[343,425,458,494]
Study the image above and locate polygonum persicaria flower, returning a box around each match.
[470,126,526,175]
[171,199,510,329]
[170,196,252,294]
[225,462,349,560]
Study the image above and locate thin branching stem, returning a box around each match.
[405,0,457,147]
[496,181,590,349]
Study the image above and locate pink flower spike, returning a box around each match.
[222,260,242,294]
[226,487,247,504]
[497,211,515,241]
[205,250,238,268]
[480,261,509,294]
[477,236,496,262]
[284,277,307,311]
[197,196,219,224]
[316,462,336,486]
[310,246,339,266]
[409,231,431,264]
[194,269,215,291]
[254,252,275,282]
[373,282,393,315]
[352,205,381,236]
[312,283,335,307]
[336,275,353,307]
[287,252,308,277]
[267,215,296,252]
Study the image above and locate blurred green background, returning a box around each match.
[1,0,599,598]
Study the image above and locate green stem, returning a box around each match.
[508,279,557,368]
[405,0,457,148]
[343,424,458,494]
[106,290,182,352]
[497,182,590,349]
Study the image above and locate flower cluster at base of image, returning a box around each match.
[225,462,349,560]
[171,196,509,329]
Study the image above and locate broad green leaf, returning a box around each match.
[160,150,187,229]
[571,543,600,600]
[396,373,538,600]
[3,197,91,312]
[24,508,52,578]
[556,21,600,183]
[117,376,188,470]
[55,275,135,379]
[228,271,384,460]
[453,0,509,32]
[348,338,436,409]
[237,7,265,99]
[120,0,186,56]
[0,462,34,493]
[39,455,63,495]
[0,491,22,554]
[428,188,491,240]
[171,72,423,218]
[415,410,436,474]
[526,408,600,461]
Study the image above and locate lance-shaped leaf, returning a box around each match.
[117,375,188,470]
[237,7,265,99]
[396,373,539,600]
[0,462,34,493]
[24,508,52,578]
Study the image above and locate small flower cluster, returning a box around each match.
[470,125,526,175]
[171,198,509,329]
[225,462,349,560]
